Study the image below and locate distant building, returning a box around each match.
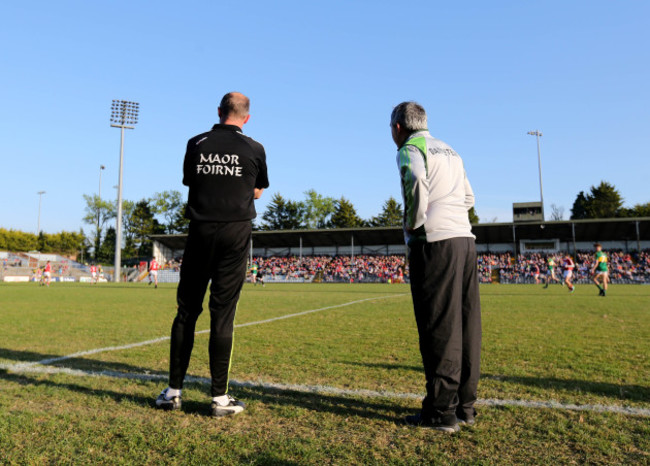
[513,202,543,223]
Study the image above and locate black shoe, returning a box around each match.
[599,289,605,296]
[211,395,246,418]
[404,412,460,433]
[155,388,181,411]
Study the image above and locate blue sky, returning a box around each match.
[1,1,648,234]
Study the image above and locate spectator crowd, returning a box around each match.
[477,250,650,284]
[248,250,650,284]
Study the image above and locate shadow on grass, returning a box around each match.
[341,361,422,372]
[0,347,168,380]
[483,373,650,403]
[212,383,413,423]
[0,363,413,423]
[242,285,408,295]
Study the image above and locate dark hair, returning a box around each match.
[219,92,250,119]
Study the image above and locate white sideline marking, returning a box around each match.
[11,294,408,369]
[2,363,649,418]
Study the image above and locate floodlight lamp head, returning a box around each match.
[110,99,140,126]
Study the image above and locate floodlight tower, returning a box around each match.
[110,100,139,282]
[97,164,105,231]
[527,130,544,220]
[37,191,46,234]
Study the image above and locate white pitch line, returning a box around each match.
[13,293,407,369]
[2,363,649,418]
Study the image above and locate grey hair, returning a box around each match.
[390,101,428,132]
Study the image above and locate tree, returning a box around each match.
[619,202,650,218]
[570,191,589,220]
[370,197,403,227]
[53,230,86,256]
[123,199,165,257]
[37,231,50,252]
[586,181,623,218]
[302,190,336,229]
[0,228,85,256]
[96,227,116,263]
[150,190,188,234]
[329,197,365,228]
[120,200,137,257]
[468,207,479,225]
[550,204,565,221]
[570,181,624,219]
[168,202,190,234]
[260,193,306,230]
[630,202,650,217]
[82,194,116,260]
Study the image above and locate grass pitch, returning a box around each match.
[0,282,648,464]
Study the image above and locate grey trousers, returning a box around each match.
[408,236,482,419]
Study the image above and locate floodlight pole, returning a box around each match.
[527,130,544,220]
[97,165,105,233]
[110,100,139,283]
[37,191,46,234]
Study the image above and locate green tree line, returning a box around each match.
[258,190,480,230]
[83,190,189,263]
[0,228,85,255]
[570,181,650,220]
[5,180,645,259]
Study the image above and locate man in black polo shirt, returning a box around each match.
[156,92,269,417]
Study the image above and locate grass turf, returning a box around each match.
[0,282,648,464]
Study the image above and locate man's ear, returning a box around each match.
[218,107,222,119]
[243,114,251,125]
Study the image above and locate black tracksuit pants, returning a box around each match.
[408,236,482,419]
[169,220,251,397]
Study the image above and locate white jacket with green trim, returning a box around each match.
[396,130,475,245]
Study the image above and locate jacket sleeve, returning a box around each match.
[255,146,270,189]
[463,169,475,210]
[182,140,193,187]
[397,145,428,231]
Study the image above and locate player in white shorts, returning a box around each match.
[43,261,52,287]
[562,254,575,292]
[149,258,159,288]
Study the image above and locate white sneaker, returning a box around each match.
[155,388,181,411]
[211,395,245,418]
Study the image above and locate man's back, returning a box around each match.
[183,124,268,222]
[399,130,474,243]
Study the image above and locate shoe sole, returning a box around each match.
[156,401,181,411]
[405,419,460,432]
[156,397,181,411]
[211,406,245,418]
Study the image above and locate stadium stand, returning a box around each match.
[149,218,650,284]
[0,252,97,282]
[4,218,649,283]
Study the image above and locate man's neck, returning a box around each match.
[220,118,245,128]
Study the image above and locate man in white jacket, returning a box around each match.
[391,101,481,433]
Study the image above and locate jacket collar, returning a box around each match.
[211,123,243,133]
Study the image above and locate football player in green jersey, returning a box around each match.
[591,243,609,296]
[250,262,258,285]
[543,256,560,288]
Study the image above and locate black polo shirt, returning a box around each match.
[183,124,269,222]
